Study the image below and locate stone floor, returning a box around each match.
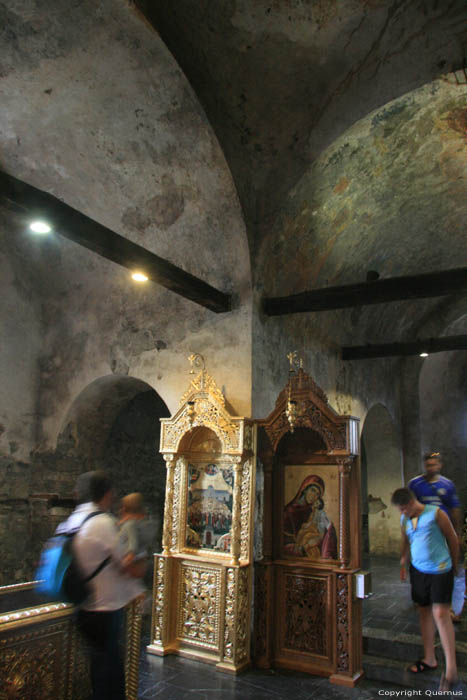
[363,554,467,640]
[138,652,403,700]
[138,555,467,699]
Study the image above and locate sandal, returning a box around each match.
[438,673,458,691]
[407,659,437,673]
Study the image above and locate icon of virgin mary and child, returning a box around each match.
[283,474,337,559]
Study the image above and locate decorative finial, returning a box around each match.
[287,351,302,374]
[188,353,206,374]
[285,351,304,432]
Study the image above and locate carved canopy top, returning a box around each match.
[258,368,357,454]
[160,369,245,455]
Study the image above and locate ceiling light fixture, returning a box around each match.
[419,352,429,358]
[131,272,148,282]
[29,220,52,234]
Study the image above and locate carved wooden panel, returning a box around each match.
[336,574,350,673]
[254,564,268,660]
[0,596,141,700]
[177,563,221,650]
[282,573,327,656]
[0,621,68,700]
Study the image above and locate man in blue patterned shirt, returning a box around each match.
[409,452,464,623]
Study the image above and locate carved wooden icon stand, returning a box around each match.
[147,355,256,673]
[254,360,362,686]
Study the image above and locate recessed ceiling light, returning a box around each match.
[419,352,429,358]
[132,272,148,282]
[29,220,52,234]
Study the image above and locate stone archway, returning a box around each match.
[419,337,467,507]
[361,404,402,557]
[55,374,170,551]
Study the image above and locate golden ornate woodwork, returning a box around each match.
[254,362,363,687]
[148,357,255,673]
[0,583,142,700]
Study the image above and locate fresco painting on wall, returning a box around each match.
[186,463,233,550]
[283,465,339,560]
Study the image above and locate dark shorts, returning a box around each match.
[410,564,453,606]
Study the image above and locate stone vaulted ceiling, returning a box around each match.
[138,0,467,346]
[138,0,467,247]
[1,0,467,348]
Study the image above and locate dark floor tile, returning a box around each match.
[137,555,467,699]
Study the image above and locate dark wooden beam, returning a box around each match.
[0,170,231,313]
[342,335,467,360]
[263,268,467,315]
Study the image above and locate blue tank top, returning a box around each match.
[402,505,452,574]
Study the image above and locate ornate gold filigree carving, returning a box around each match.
[223,567,249,664]
[152,555,167,644]
[162,401,241,454]
[0,595,141,700]
[70,620,92,699]
[180,370,226,408]
[223,568,236,660]
[162,454,176,555]
[178,564,221,649]
[0,621,68,700]
[125,597,144,700]
[171,460,183,551]
[155,357,255,671]
[230,457,243,564]
[240,459,252,562]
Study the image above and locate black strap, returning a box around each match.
[70,510,111,582]
[84,555,111,583]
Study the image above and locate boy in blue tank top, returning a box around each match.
[392,487,459,692]
[409,452,464,623]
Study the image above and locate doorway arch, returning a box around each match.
[57,374,170,551]
[419,345,467,508]
[361,404,402,557]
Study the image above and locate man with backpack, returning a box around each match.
[59,470,136,700]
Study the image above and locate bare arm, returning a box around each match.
[437,508,459,574]
[450,507,463,540]
[400,526,410,580]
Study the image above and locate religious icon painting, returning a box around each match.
[185,461,234,551]
[283,464,339,561]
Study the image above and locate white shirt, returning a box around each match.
[59,502,137,611]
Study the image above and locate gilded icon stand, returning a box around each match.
[254,354,362,686]
[147,355,256,673]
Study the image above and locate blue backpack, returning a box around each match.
[35,511,110,606]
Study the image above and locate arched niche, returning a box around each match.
[419,346,467,507]
[361,404,402,558]
[39,374,170,554]
[254,365,362,687]
[148,358,256,673]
